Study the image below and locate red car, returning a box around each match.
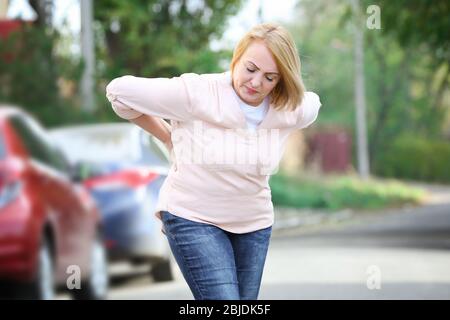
[0,106,109,299]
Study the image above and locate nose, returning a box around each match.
[250,74,263,89]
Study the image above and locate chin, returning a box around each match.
[239,91,255,102]
[242,96,256,105]
[245,95,261,105]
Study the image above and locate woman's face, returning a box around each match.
[232,40,280,107]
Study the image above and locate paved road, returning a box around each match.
[95,201,450,300]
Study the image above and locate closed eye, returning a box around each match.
[246,67,275,82]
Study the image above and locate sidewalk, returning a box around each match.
[272,181,450,236]
[405,180,450,205]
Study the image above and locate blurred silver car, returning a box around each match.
[49,123,174,282]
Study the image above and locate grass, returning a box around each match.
[269,172,427,211]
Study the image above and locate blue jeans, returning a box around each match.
[160,211,272,300]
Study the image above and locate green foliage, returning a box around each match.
[0,23,87,127]
[1,1,242,126]
[373,136,450,183]
[90,1,243,122]
[288,0,449,180]
[286,0,357,129]
[1,25,58,118]
[269,173,425,210]
[366,0,450,64]
[94,0,243,78]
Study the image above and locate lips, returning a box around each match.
[245,86,258,95]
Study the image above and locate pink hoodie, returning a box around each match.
[106,71,321,233]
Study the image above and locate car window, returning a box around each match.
[0,133,5,159]
[51,125,170,168]
[140,133,170,166]
[53,128,141,164]
[10,115,70,172]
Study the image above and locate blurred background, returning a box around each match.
[0,0,449,300]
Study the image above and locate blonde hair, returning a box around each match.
[230,23,305,111]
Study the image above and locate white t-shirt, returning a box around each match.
[233,92,269,132]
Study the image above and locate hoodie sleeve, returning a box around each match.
[105,73,200,121]
[296,91,322,129]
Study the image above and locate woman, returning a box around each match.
[106,23,321,300]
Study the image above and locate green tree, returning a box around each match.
[288,0,448,173]
[92,0,243,121]
[372,0,449,65]
[2,1,243,126]
[94,0,243,78]
[0,22,85,127]
[364,0,450,136]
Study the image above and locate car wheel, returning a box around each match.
[151,259,174,282]
[20,237,55,300]
[71,235,109,300]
